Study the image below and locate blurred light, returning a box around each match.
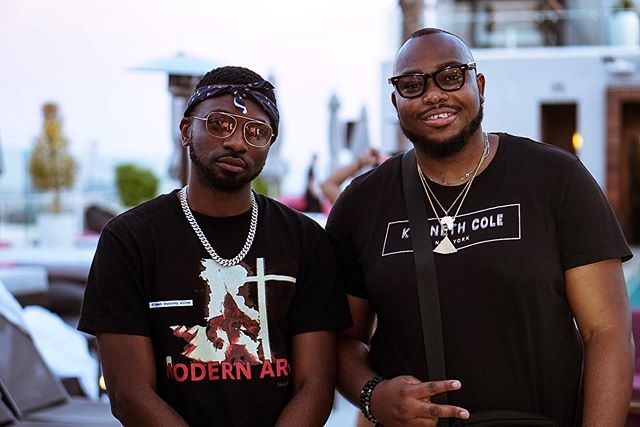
[99,375,107,392]
[572,132,583,152]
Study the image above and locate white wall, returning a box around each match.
[478,46,640,186]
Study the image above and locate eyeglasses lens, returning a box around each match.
[436,67,464,90]
[205,112,272,147]
[396,75,426,98]
[206,113,236,137]
[244,122,272,147]
[395,66,466,97]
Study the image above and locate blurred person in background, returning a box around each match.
[321,148,385,205]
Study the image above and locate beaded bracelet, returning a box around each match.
[359,375,384,424]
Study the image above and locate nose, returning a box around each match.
[422,78,447,104]
[221,127,248,153]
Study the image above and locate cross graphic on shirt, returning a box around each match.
[243,257,296,361]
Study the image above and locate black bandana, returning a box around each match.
[183,81,279,139]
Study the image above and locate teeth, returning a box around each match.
[428,112,452,120]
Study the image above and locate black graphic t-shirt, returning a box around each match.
[78,191,351,427]
[326,133,632,426]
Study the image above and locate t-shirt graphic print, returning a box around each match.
[171,257,296,364]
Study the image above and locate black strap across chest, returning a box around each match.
[401,149,449,426]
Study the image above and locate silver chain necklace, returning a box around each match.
[178,186,258,267]
[417,132,489,254]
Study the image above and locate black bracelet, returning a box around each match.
[359,375,384,424]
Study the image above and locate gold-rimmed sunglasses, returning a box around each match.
[191,111,273,148]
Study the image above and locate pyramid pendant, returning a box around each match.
[434,235,458,254]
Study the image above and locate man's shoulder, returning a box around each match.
[104,191,176,233]
[258,193,326,232]
[498,132,579,167]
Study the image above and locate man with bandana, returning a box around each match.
[78,66,351,427]
[326,29,633,426]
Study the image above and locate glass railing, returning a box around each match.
[437,6,633,48]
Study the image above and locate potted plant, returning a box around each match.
[115,163,159,208]
[28,102,78,246]
[611,0,639,46]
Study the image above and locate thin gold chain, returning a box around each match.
[417,132,489,228]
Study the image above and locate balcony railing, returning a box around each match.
[437,5,623,48]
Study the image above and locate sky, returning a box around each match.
[0,0,402,196]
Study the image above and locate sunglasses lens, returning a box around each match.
[436,67,464,90]
[396,75,426,98]
[245,122,273,147]
[206,112,236,137]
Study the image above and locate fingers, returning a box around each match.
[416,380,469,421]
[370,377,467,427]
[418,401,470,421]
[360,148,380,166]
[410,379,462,400]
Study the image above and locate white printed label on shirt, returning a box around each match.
[149,299,193,308]
[382,204,521,256]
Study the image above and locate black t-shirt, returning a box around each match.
[78,190,351,427]
[326,133,632,425]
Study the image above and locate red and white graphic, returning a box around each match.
[171,257,296,365]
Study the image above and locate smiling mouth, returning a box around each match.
[426,112,454,121]
[420,109,458,128]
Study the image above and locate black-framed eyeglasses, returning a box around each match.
[191,111,273,148]
[388,62,477,99]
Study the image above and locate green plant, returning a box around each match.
[251,175,281,197]
[252,176,269,195]
[28,102,77,213]
[115,163,159,207]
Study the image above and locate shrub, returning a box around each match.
[115,163,159,207]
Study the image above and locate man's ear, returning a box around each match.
[179,117,192,147]
[391,91,398,110]
[476,72,486,103]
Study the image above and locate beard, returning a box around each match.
[400,105,484,159]
[189,147,263,193]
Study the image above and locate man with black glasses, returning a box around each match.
[327,28,633,426]
[78,66,351,427]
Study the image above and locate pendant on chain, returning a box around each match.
[434,235,458,254]
[440,216,455,232]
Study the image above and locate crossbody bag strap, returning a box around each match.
[401,149,448,413]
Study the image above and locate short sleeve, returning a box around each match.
[78,226,150,337]
[325,182,368,299]
[557,157,632,271]
[286,224,352,335]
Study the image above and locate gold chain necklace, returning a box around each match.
[417,132,489,254]
[434,159,484,185]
